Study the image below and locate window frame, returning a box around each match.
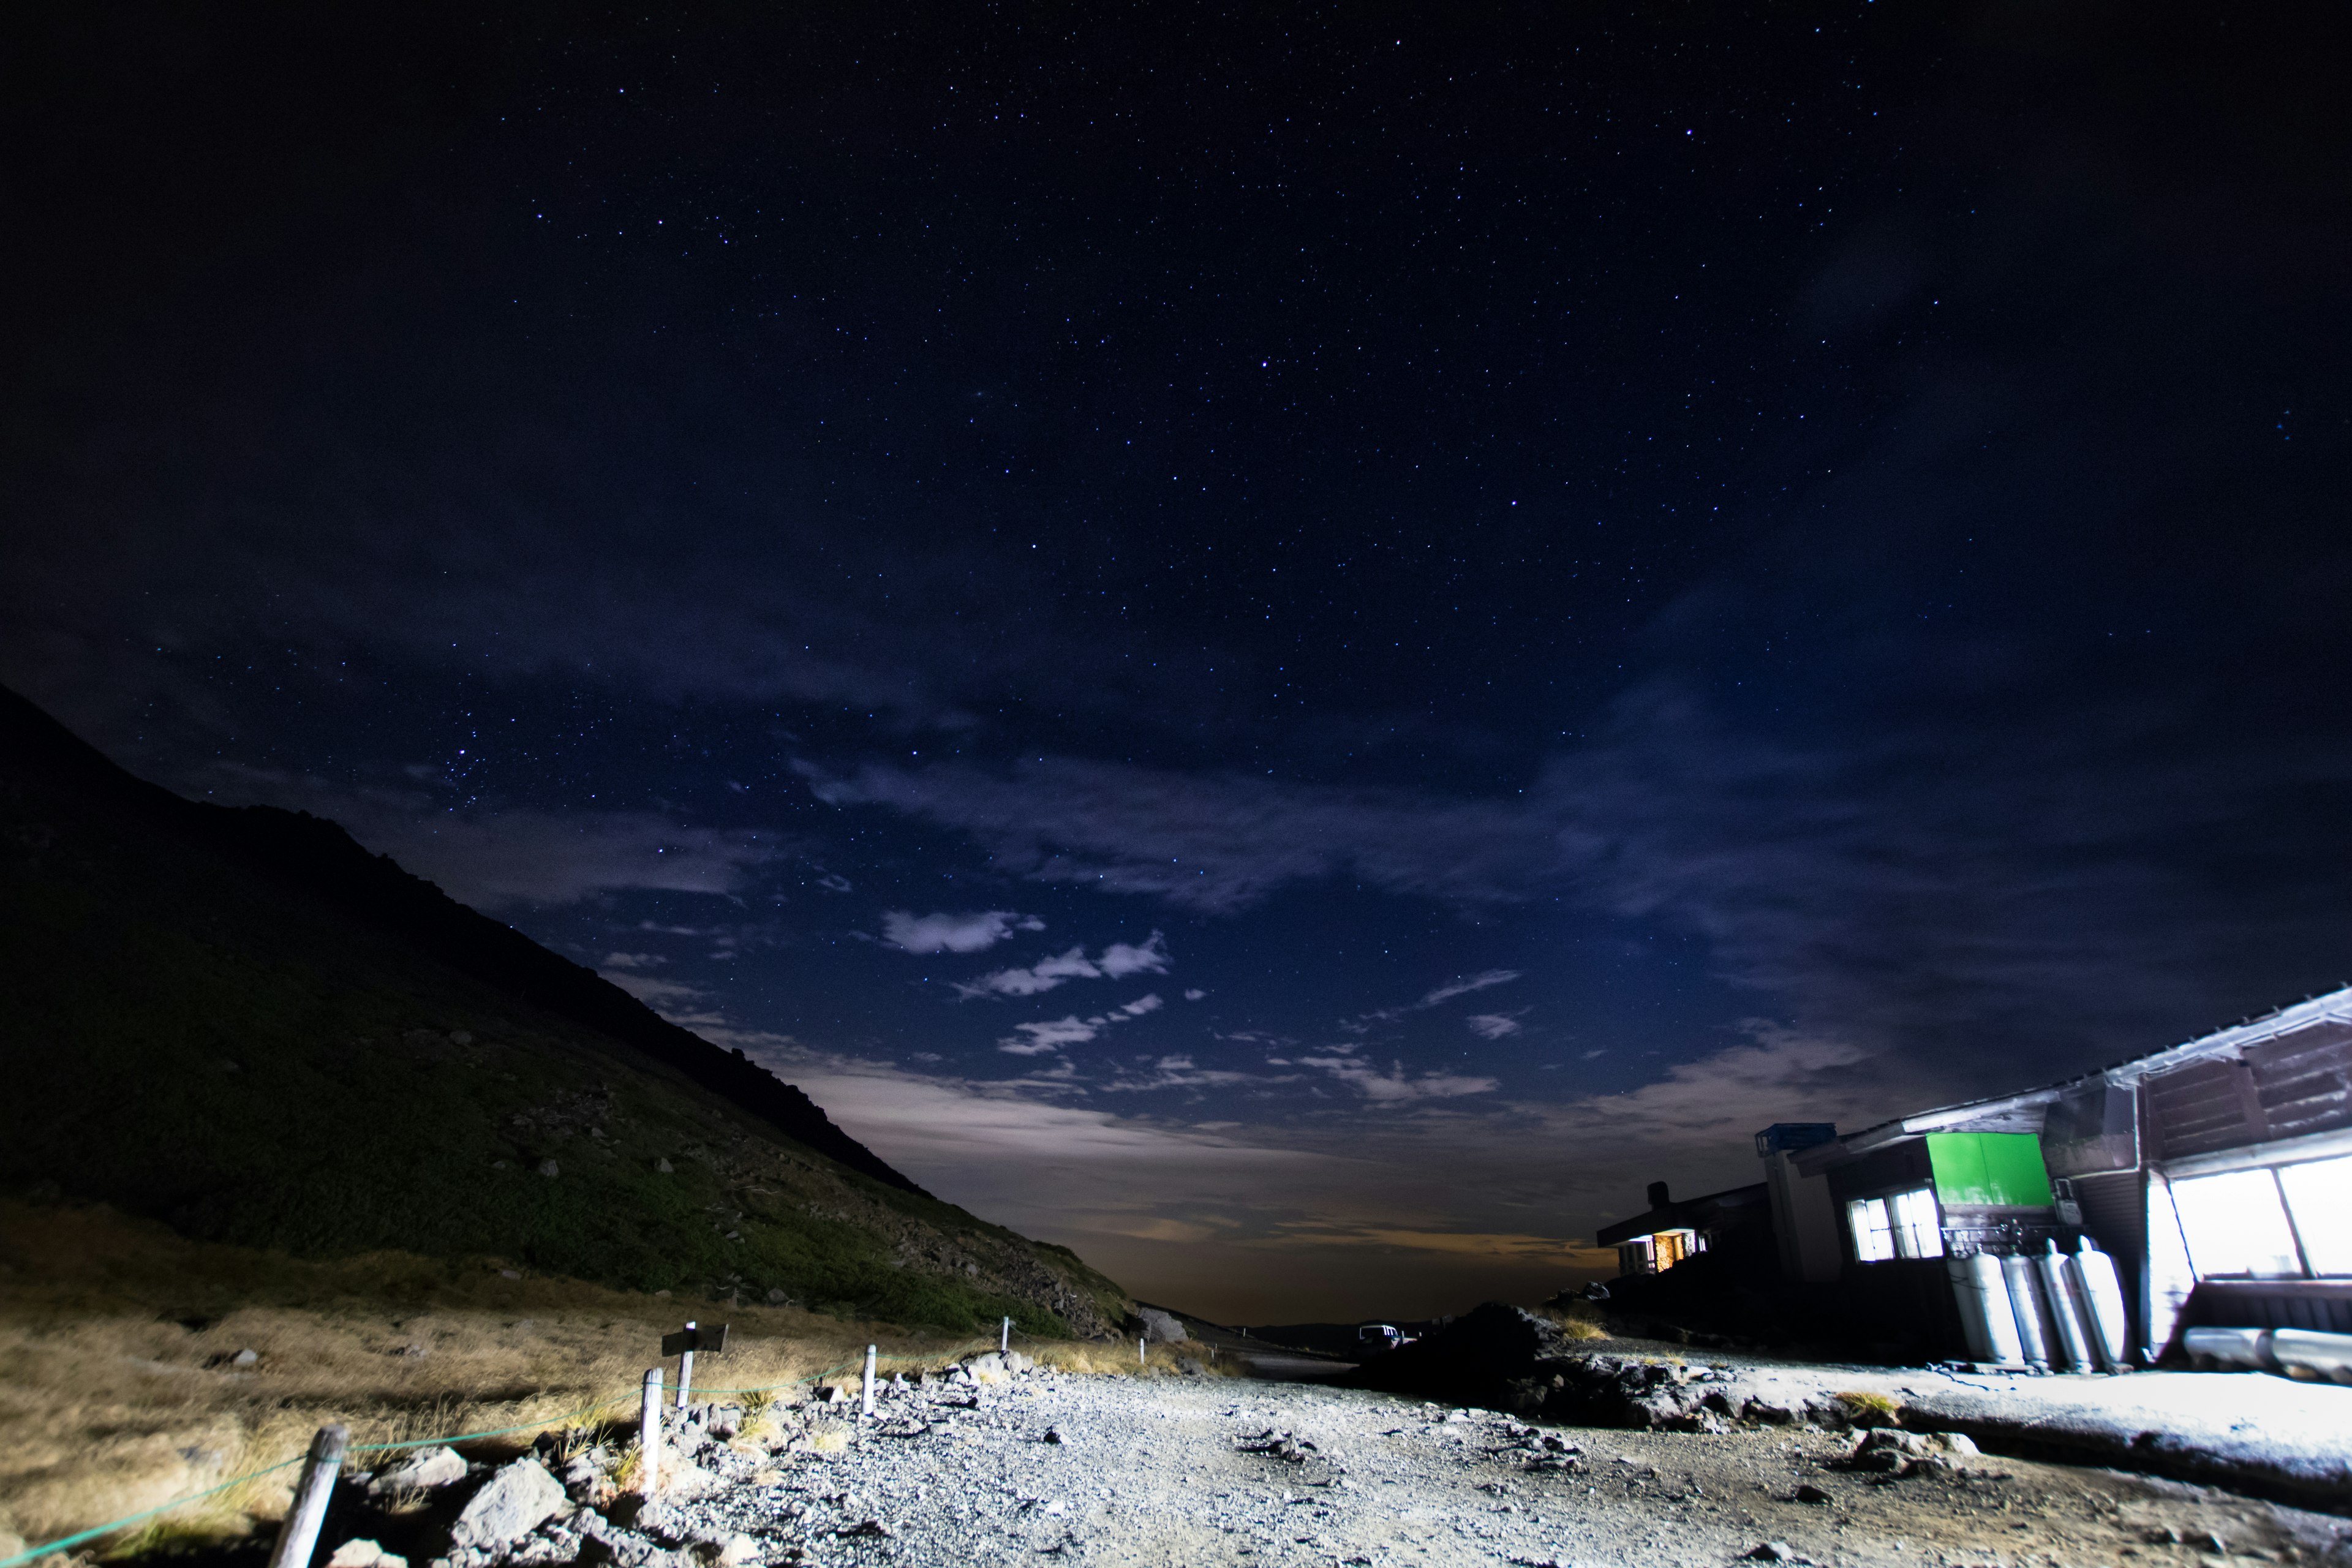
[2168,1152,2352,1281]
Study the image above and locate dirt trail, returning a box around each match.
[619,1371,2352,1567]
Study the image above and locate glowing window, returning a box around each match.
[1848,1197,1895,1262]
[2278,1155,2352,1276]
[2172,1169,2303,1278]
[1891,1187,1945,1259]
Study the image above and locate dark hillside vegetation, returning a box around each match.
[0,687,1127,1336]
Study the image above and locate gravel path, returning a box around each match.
[603,1367,2352,1568]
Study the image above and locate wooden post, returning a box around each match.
[639,1368,662,1496]
[1139,1336,1146,1369]
[1001,1316,1011,1354]
[266,1424,347,1568]
[676,1320,696,1409]
[861,1344,877,1419]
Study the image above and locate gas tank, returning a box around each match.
[1948,1251,2023,1365]
[2000,1252,2054,1370]
[2038,1238,2096,1373]
[2066,1237,2130,1370]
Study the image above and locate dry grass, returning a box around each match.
[1834,1390,1902,1427]
[0,1201,1006,1559]
[1535,1300,1611,1341]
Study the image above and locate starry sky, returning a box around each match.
[7,3,2348,1322]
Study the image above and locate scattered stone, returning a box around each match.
[448,1458,567,1550]
[1745,1543,1809,1562]
[326,1540,407,1568]
[372,1446,467,1493]
[766,1287,786,1303]
[968,1352,1010,1385]
[1042,1425,1069,1445]
[449,1031,473,1046]
[538,1159,560,1178]
[1792,1483,1834,1504]
[231,1348,260,1367]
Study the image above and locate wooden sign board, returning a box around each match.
[661,1323,728,1357]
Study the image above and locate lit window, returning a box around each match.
[2172,1169,2303,1278]
[1891,1187,1945,1259]
[2278,1155,2352,1276]
[1848,1197,1895,1262]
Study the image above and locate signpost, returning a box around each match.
[660,1320,728,1408]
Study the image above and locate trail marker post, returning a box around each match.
[660,1321,727,1409]
[1001,1316,1011,1354]
[639,1369,662,1496]
[861,1344,878,1419]
[266,1423,347,1568]
[1139,1336,1146,1369]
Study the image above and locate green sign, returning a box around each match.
[1926,1131,2053,1208]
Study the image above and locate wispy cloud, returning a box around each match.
[1295,1055,1501,1103]
[881,908,1044,954]
[997,991,1166,1055]
[1464,1011,1526,1041]
[956,932,1171,1000]
[1422,970,1521,1008]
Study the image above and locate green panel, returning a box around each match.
[1927,1132,2052,1207]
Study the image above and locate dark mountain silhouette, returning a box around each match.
[0,684,918,1194]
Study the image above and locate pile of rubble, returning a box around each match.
[319,1352,1047,1568]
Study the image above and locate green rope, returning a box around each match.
[0,1458,304,1568]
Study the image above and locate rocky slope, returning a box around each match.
[306,1362,2352,1568]
[0,686,1126,1336]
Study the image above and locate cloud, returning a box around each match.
[600,952,667,970]
[815,873,853,892]
[999,1016,1100,1055]
[1183,989,1207,1001]
[1296,1055,1501,1103]
[881,908,1044,954]
[1422,970,1521,1008]
[1464,1011,1526,1041]
[998,991,1164,1055]
[800,758,1553,914]
[956,931,1171,1000]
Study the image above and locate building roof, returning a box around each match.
[1595,1181,1768,1248]
[1796,984,2352,1171]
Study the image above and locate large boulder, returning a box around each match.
[370,1446,467,1494]
[1138,1308,1187,1344]
[449,1458,567,1550]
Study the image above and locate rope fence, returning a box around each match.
[0,1330,1028,1568]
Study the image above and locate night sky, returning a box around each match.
[7,4,2347,1322]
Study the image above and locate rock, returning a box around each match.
[373,1446,467,1493]
[231,1348,260,1367]
[538,1159,560,1178]
[1745,1544,1808,1562]
[765,1287,786,1303]
[327,1540,407,1568]
[1042,1425,1069,1445]
[1138,1308,1188,1344]
[1743,1398,1796,1424]
[655,1158,675,1174]
[448,1030,473,1046]
[968,1352,1009,1385]
[1003,1350,1034,1374]
[1178,1357,1207,1376]
[1792,1483,1834,1504]
[448,1458,567,1550]
[705,1405,744,1439]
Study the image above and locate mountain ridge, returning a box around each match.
[0,684,1127,1334]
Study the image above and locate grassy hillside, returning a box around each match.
[0,688,1128,1337]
